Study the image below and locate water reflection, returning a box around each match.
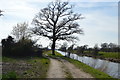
[57,50,119,79]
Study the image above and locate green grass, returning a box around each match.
[62,57,113,78]
[43,50,52,54]
[98,52,119,59]
[75,50,119,59]
[43,50,63,57]
[2,56,18,62]
[73,50,119,59]
[2,71,17,79]
[0,56,2,62]
[24,57,50,78]
[2,56,50,78]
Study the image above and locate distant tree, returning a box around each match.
[0,10,3,16]
[1,35,42,57]
[108,43,117,52]
[76,46,82,54]
[59,42,68,52]
[1,39,6,47]
[88,48,93,54]
[76,45,87,55]
[67,44,74,57]
[1,36,14,47]
[7,36,14,44]
[108,43,117,48]
[67,44,74,52]
[101,43,109,52]
[12,22,31,41]
[93,44,99,55]
[101,43,108,48]
[1,36,14,56]
[81,45,88,54]
[31,1,83,55]
[83,45,88,51]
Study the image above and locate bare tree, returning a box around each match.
[12,22,31,41]
[32,1,83,55]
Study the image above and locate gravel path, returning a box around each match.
[47,57,94,78]
[47,58,65,78]
[60,59,93,78]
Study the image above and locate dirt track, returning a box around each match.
[47,57,93,78]
[47,58,65,78]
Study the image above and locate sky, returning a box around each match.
[0,0,119,48]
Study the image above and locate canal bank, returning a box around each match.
[57,50,120,79]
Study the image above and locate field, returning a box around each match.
[2,56,50,78]
[98,52,119,59]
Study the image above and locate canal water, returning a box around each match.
[57,50,119,79]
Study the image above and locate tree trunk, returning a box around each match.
[52,39,56,55]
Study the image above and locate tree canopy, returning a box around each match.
[11,22,31,41]
[31,1,83,55]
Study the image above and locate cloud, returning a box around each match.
[76,10,118,47]
[0,1,118,47]
[74,2,118,8]
[69,0,119,2]
[0,0,39,19]
[0,0,50,46]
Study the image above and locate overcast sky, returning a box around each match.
[0,0,119,48]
